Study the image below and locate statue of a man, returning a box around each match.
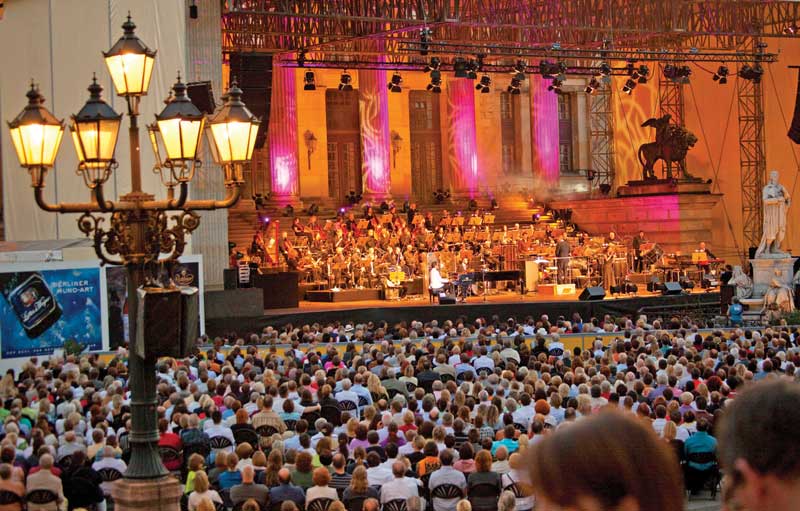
[755,170,791,258]
[762,269,794,314]
[729,265,753,299]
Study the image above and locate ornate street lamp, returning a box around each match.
[148,75,205,188]
[70,76,122,188]
[7,84,65,188]
[206,80,260,185]
[6,14,253,507]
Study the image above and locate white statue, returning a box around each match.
[755,170,791,258]
[762,269,794,314]
[729,265,753,299]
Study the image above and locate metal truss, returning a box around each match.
[589,87,616,191]
[222,1,800,55]
[738,40,767,255]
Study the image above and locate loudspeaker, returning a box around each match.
[438,294,457,305]
[647,281,663,293]
[229,53,273,148]
[579,286,606,301]
[662,282,684,295]
[136,287,181,359]
[179,287,200,356]
[187,81,215,114]
[223,269,238,290]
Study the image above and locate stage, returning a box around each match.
[205,288,722,336]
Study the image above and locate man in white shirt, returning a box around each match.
[428,451,466,511]
[472,346,494,373]
[92,446,127,497]
[380,461,421,505]
[429,262,446,294]
[336,379,360,414]
[366,452,393,486]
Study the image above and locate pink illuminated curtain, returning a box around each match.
[529,76,560,185]
[446,78,479,196]
[268,63,300,200]
[358,68,392,197]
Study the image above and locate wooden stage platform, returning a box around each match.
[205,288,722,336]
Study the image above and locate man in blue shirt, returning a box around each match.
[728,297,743,326]
[684,419,718,494]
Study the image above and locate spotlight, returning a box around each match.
[339,71,353,91]
[189,0,198,19]
[712,65,729,85]
[347,190,362,205]
[626,60,636,76]
[663,64,691,84]
[466,59,481,80]
[622,78,637,94]
[453,57,469,78]
[297,49,307,68]
[253,193,266,209]
[424,57,441,73]
[419,27,433,56]
[512,60,527,81]
[547,77,564,94]
[387,71,402,93]
[339,207,346,215]
[508,77,522,95]
[635,65,650,84]
[427,70,443,93]
[539,60,567,79]
[739,63,764,84]
[303,71,316,91]
[306,203,320,216]
[258,214,271,225]
[585,77,601,94]
[475,74,492,93]
[283,204,295,217]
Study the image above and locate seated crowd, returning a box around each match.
[0,312,797,511]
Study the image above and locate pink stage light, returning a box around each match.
[447,78,479,196]
[269,63,299,199]
[358,69,392,197]
[530,76,560,185]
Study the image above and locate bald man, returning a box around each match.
[231,465,269,508]
[268,468,305,509]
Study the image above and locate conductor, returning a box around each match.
[555,235,571,284]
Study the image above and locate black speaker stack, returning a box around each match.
[579,286,606,301]
[229,53,273,149]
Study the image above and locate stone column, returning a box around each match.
[446,78,479,197]
[184,0,228,290]
[358,68,392,199]
[529,76,560,186]
[268,62,301,204]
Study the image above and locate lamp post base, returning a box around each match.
[111,476,182,511]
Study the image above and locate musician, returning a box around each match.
[406,202,418,225]
[696,241,716,272]
[632,230,647,272]
[602,245,617,289]
[605,231,618,244]
[555,235,571,284]
[697,242,716,259]
[480,240,499,270]
[457,257,471,302]
[429,261,447,297]
[291,217,306,238]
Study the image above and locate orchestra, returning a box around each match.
[233,204,725,299]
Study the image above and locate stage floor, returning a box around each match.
[206,288,722,335]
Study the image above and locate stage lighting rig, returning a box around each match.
[632,65,649,84]
[739,63,764,83]
[427,72,443,93]
[453,57,469,78]
[547,76,564,94]
[387,71,402,93]
[712,65,729,84]
[663,64,691,84]
[475,74,492,93]
[297,49,307,68]
[508,77,522,95]
[424,57,441,73]
[584,77,601,94]
[338,71,353,91]
[512,60,527,81]
[621,78,637,94]
[539,60,567,79]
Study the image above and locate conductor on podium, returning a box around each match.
[556,235,571,284]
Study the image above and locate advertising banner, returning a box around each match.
[0,262,106,358]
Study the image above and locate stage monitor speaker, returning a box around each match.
[579,286,606,301]
[662,282,684,295]
[187,81,215,114]
[438,294,457,305]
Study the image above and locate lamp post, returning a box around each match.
[6,14,258,505]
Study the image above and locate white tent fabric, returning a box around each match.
[1,0,186,241]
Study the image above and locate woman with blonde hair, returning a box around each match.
[188,471,223,511]
[399,364,418,387]
[342,466,378,511]
[366,374,388,402]
[662,421,684,465]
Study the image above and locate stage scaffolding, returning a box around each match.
[589,87,615,192]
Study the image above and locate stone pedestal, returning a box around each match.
[111,476,182,511]
[749,257,797,298]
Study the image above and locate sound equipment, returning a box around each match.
[229,53,272,148]
[438,294,457,305]
[662,282,684,295]
[579,286,606,301]
[647,281,664,293]
[680,280,695,290]
[179,287,200,354]
[187,81,215,114]
[252,272,300,308]
[135,287,181,359]
[223,269,238,290]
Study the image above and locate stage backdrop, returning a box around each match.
[0,261,107,360]
[104,255,206,350]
